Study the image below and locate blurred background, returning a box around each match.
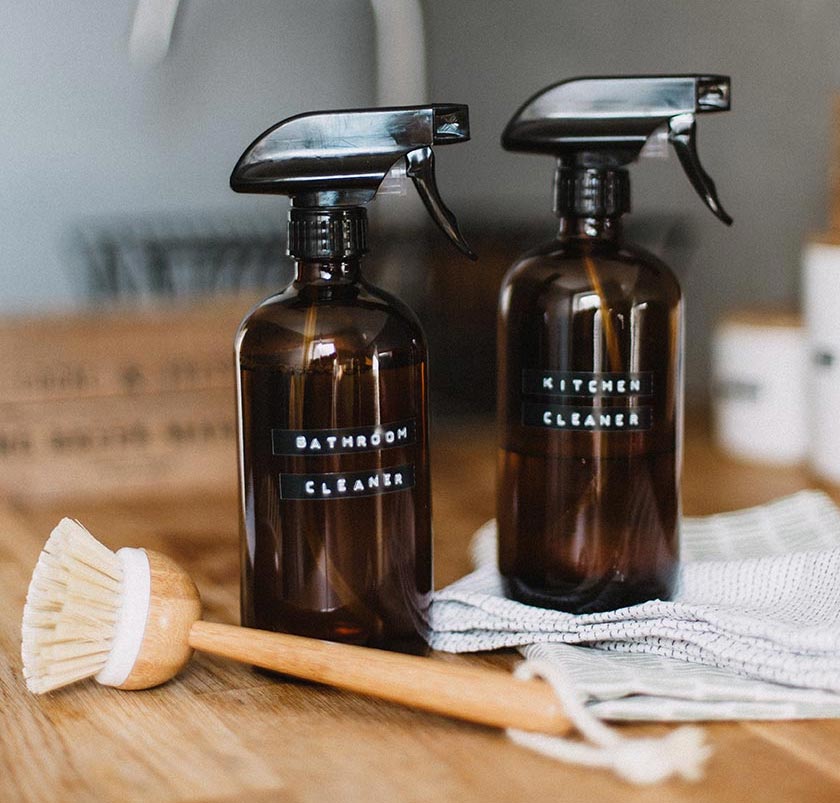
[2,0,839,498]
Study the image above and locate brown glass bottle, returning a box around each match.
[497,214,682,613]
[236,255,431,654]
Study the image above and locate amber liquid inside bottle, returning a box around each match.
[237,258,431,654]
[497,216,682,613]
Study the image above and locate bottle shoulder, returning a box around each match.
[239,280,420,322]
[236,280,426,367]
[500,236,681,306]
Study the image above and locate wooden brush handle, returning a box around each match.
[188,621,570,735]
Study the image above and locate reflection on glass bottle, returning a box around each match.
[497,76,733,612]
[498,213,682,612]
[231,106,475,653]
[238,248,432,652]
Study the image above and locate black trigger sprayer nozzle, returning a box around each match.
[230,104,477,259]
[501,74,733,225]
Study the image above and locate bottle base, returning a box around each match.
[246,631,429,675]
[503,573,674,614]
[242,608,429,657]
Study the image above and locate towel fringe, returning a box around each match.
[507,658,713,784]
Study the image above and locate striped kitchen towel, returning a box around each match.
[430,490,840,720]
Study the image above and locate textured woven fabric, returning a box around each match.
[430,491,840,720]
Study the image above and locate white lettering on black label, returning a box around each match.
[521,370,653,431]
[272,420,415,456]
[522,370,653,397]
[279,464,415,500]
[523,403,652,431]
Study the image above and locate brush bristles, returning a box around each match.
[22,519,123,694]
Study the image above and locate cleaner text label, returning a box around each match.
[521,370,654,431]
[279,464,415,500]
[523,403,652,431]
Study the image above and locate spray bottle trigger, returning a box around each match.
[668,113,733,226]
[405,147,477,260]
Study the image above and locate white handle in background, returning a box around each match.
[129,0,181,67]
[128,0,430,109]
[369,0,428,105]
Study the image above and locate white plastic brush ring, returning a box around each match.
[95,547,151,687]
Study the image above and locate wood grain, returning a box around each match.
[119,550,202,690]
[189,621,571,735]
[2,416,840,802]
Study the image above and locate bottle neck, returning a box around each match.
[294,257,362,284]
[553,165,630,235]
[556,215,624,241]
[287,207,368,266]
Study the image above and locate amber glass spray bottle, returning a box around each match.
[231,106,475,654]
[497,76,733,613]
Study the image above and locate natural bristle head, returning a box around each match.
[21,519,122,694]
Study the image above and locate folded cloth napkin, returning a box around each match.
[430,490,840,720]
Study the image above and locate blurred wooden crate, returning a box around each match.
[0,296,258,502]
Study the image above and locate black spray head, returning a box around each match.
[502,75,733,225]
[231,105,476,258]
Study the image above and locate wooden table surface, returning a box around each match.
[2,415,839,802]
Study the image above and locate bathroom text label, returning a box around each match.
[279,464,415,500]
[272,419,416,456]
[523,403,652,431]
[522,370,653,398]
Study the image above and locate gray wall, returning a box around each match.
[425,0,840,396]
[4,1,840,396]
[0,0,374,310]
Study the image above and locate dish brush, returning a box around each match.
[21,518,571,735]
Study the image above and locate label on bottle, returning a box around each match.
[523,403,651,431]
[521,370,653,431]
[272,420,416,456]
[278,464,415,500]
[522,370,653,397]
